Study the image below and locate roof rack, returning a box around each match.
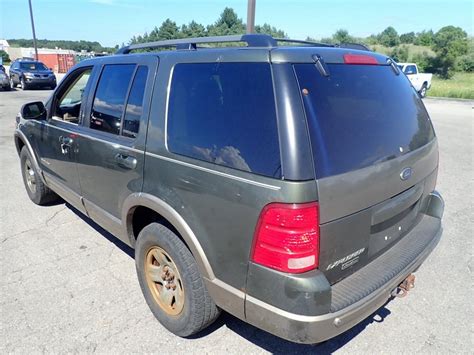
[116,34,277,54]
[116,33,371,54]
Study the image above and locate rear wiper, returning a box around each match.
[312,54,330,77]
[387,58,400,75]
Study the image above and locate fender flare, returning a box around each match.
[14,129,46,184]
[122,192,215,280]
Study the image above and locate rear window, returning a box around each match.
[167,63,281,178]
[295,64,435,178]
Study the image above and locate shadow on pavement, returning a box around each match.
[65,202,392,353]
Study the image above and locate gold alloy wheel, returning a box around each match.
[144,246,185,315]
[24,158,36,194]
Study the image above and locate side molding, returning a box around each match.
[122,193,215,280]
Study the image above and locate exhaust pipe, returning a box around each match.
[391,274,416,298]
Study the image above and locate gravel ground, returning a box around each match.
[0,89,472,354]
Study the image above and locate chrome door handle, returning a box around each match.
[114,153,137,170]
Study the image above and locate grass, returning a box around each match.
[371,44,435,60]
[428,73,474,100]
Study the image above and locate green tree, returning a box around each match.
[0,50,10,63]
[415,30,434,46]
[378,26,400,47]
[390,45,409,62]
[333,29,354,44]
[400,32,416,44]
[411,51,436,72]
[181,21,206,38]
[455,38,474,72]
[207,7,245,36]
[157,19,180,40]
[255,23,286,38]
[432,26,468,78]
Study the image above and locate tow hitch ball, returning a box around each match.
[391,274,416,298]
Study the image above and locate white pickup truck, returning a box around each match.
[397,63,432,98]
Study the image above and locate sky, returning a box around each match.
[0,0,472,47]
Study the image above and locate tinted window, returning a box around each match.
[167,63,280,178]
[20,62,48,71]
[295,64,435,178]
[122,66,148,138]
[90,64,135,135]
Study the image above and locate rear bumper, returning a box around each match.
[244,192,443,344]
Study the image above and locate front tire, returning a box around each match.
[20,77,28,90]
[20,147,58,205]
[135,223,220,337]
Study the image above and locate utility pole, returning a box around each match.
[28,0,38,60]
[246,0,256,34]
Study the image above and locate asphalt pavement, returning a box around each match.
[0,88,472,354]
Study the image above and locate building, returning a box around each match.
[0,39,10,51]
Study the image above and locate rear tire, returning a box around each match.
[419,83,428,98]
[135,223,220,337]
[10,78,16,89]
[20,147,58,205]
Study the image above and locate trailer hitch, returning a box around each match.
[391,274,416,298]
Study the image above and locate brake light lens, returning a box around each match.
[343,54,378,65]
[251,202,319,273]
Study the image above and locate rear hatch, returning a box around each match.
[293,53,438,284]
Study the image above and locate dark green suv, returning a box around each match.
[14,34,444,344]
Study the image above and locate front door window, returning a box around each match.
[53,68,92,124]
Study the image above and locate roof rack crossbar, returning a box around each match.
[337,43,371,51]
[274,38,334,48]
[116,34,277,54]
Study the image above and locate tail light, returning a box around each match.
[343,54,378,65]
[251,202,319,273]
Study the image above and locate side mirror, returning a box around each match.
[20,101,47,120]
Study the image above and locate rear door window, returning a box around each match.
[90,64,135,135]
[167,63,281,178]
[295,64,435,178]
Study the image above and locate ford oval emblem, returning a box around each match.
[400,167,413,181]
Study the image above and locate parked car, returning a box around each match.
[0,70,10,90]
[397,62,432,97]
[9,59,56,90]
[14,34,444,344]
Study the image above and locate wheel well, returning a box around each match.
[130,206,181,244]
[15,136,25,156]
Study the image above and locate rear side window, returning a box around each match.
[167,63,281,178]
[295,64,435,178]
[122,66,148,138]
[90,64,135,135]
